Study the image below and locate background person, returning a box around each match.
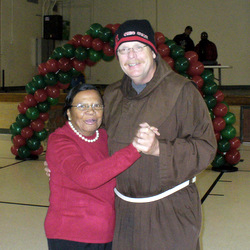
[103,19,217,250]
[173,25,195,51]
[195,31,218,65]
[44,83,142,250]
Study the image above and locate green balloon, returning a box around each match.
[202,81,218,95]
[25,81,37,94]
[44,72,58,86]
[62,44,75,58]
[47,97,59,106]
[165,40,176,49]
[16,114,30,127]
[171,45,185,59]
[37,101,50,113]
[224,112,236,125]
[34,129,48,141]
[218,139,231,152]
[88,48,102,62]
[102,54,114,62]
[99,27,112,42]
[201,70,214,83]
[75,47,88,61]
[58,71,72,83]
[209,109,215,120]
[18,146,31,159]
[85,29,91,35]
[70,67,82,77]
[89,23,103,38]
[27,137,41,150]
[204,95,217,109]
[221,125,236,140]
[10,122,22,136]
[26,107,40,120]
[32,75,46,89]
[174,57,189,73]
[212,154,225,168]
[109,37,115,48]
[51,47,64,60]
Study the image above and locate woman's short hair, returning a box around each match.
[62,83,101,119]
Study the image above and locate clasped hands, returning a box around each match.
[132,122,160,156]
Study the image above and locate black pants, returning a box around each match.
[47,239,112,250]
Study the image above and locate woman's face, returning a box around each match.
[67,90,103,137]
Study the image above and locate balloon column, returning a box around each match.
[10,23,241,169]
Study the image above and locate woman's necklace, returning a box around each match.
[68,121,99,143]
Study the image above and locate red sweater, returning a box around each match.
[44,122,140,243]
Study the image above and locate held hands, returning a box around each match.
[132,122,160,156]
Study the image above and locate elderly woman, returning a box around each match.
[44,83,142,250]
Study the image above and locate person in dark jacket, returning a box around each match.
[195,32,218,65]
[173,26,195,51]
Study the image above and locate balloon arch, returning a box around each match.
[10,22,241,170]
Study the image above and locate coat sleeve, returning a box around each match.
[46,135,141,190]
[158,82,217,187]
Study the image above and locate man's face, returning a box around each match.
[117,41,156,85]
[185,29,192,36]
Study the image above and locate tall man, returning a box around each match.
[103,19,217,250]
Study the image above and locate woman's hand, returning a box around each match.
[44,161,51,178]
[132,122,160,156]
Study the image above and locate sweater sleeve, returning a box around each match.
[158,82,217,186]
[46,135,141,190]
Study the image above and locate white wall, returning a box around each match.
[0,0,42,87]
[0,0,249,87]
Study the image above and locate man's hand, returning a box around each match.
[132,122,160,156]
[44,161,51,178]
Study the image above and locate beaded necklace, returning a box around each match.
[68,121,99,143]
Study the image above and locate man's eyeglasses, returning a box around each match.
[117,45,147,55]
[70,103,104,111]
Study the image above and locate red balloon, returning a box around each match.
[58,57,72,72]
[103,43,114,57]
[187,61,204,76]
[213,90,225,103]
[225,149,241,165]
[56,82,70,90]
[72,34,83,47]
[21,126,34,138]
[11,145,19,156]
[105,24,113,30]
[39,112,49,122]
[38,62,48,76]
[92,38,104,51]
[13,135,26,147]
[46,59,59,73]
[34,89,48,103]
[184,51,198,64]
[18,102,29,114]
[213,103,228,117]
[30,145,44,155]
[24,94,37,107]
[157,44,170,57]
[111,23,120,34]
[214,131,221,141]
[71,58,86,72]
[30,118,45,132]
[46,85,60,98]
[213,117,226,132]
[81,35,93,48]
[154,32,165,46]
[191,76,204,89]
[85,58,97,67]
[229,137,241,149]
[163,56,174,69]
